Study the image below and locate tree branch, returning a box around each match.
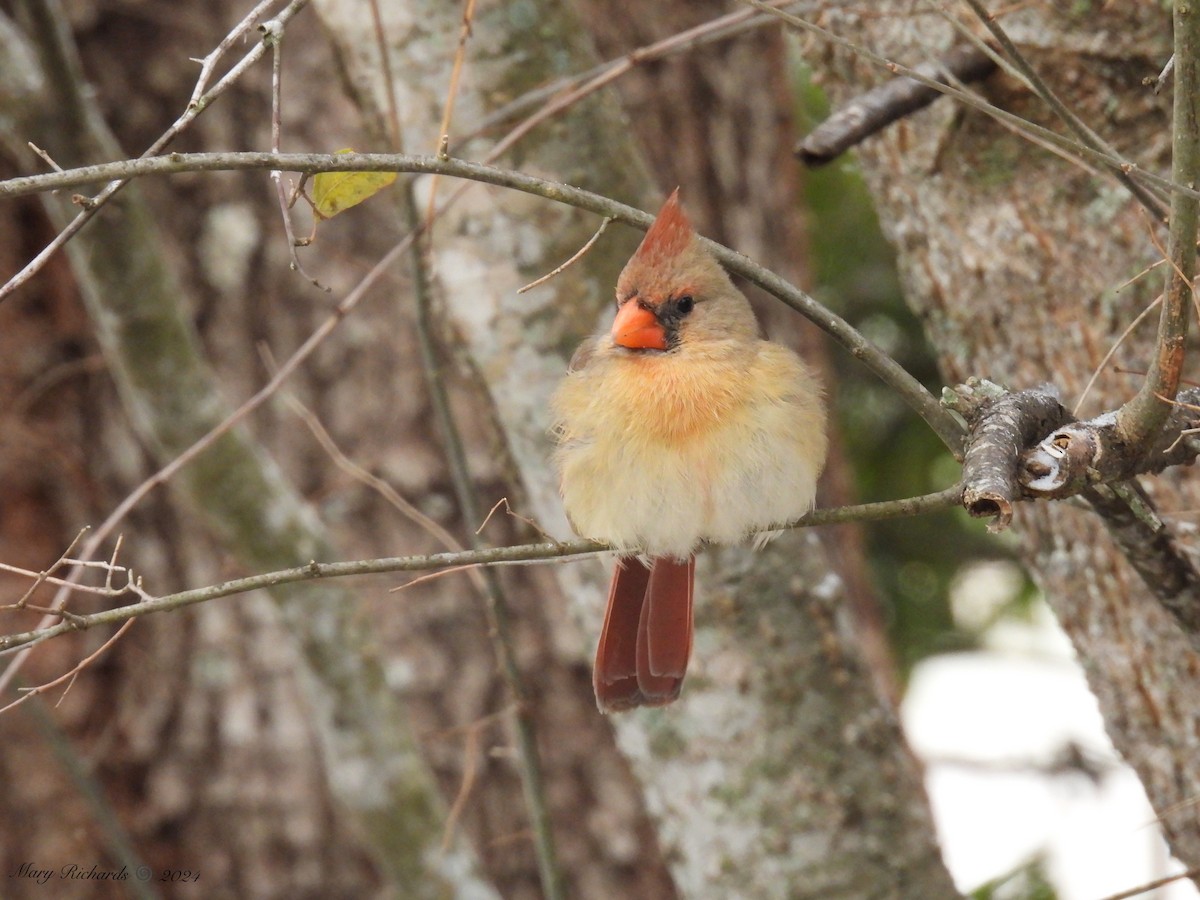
[960,0,1168,221]
[1115,0,1200,449]
[0,0,310,303]
[0,487,964,655]
[950,380,1200,647]
[1084,482,1200,646]
[1022,388,1200,498]
[744,0,1200,207]
[0,150,966,454]
[947,381,1072,530]
[796,43,996,166]
[404,179,565,898]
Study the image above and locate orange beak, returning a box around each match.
[612,302,667,350]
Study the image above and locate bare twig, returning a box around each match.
[388,563,487,594]
[26,141,64,173]
[187,0,282,107]
[0,486,965,656]
[9,527,89,610]
[743,0,1196,208]
[1098,866,1200,900]
[406,176,565,897]
[272,347,518,610]
[367,0,402,150]
[1153,54,1176,95]
[280,387,466,556]
[440,717,485,851]
[0,0,310,304]
[796,43,996,166]
[262,18,325,289]
[0,619,136,715]
[0,150,967,453]
[2,141,1188,210]
[423,0,478,230]
[476,498,555,543]
[959,0,1168,220]
[1074,293,1162,416]
[518,217,612,294]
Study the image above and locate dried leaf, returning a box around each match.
[311,149,397,219]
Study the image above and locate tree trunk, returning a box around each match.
[0,0,475,895]
[317,0,959,896]
[811,0,1200,875]
[1,0,965,896]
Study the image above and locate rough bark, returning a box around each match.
[317,0,959,896]
[808,0,1200,874]
[0,1,964,898]
[0,0,476,896]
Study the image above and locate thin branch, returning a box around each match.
[9,526,89,610]
[1115,1,1200,450]
[366,0,402,150]
[187,0,282,107]
[422,0,478,230]
[0,562,134,599]
[959,0,1168,221]
[0,486,964,655]
[1098,866,1200,900]
[405,176,565,898]
[1154,54,1176,95]
[440,715,486,851]
[0,150,966,453]
[518,217,612,293]
[0,619,137,715]
[743,0,1198,208]
[262,16,325,289]
[1085,481,1200,652]
[279,384,469,559]
[0,0,310,304]
[1074,293,1163,416]
[26,141,64,173]
[473,0,811,139]
[476,497,555,543]
[796,43,996,166]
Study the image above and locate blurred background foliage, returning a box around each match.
[793,63,1039,677]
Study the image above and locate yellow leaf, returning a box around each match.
[311,149,397,218]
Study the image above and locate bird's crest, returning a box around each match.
[629,188,693,269]
[618,189,711,303]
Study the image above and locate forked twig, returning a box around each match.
[0,0,311,304]
[0,619,136,716]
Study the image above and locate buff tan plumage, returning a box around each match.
[552,191,827,711]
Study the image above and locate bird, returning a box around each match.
[551,190,828,712]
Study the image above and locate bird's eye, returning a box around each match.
[676,296,695,315]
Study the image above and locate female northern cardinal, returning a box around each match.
[551,191,827,712]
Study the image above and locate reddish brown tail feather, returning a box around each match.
[593,555,695,712]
